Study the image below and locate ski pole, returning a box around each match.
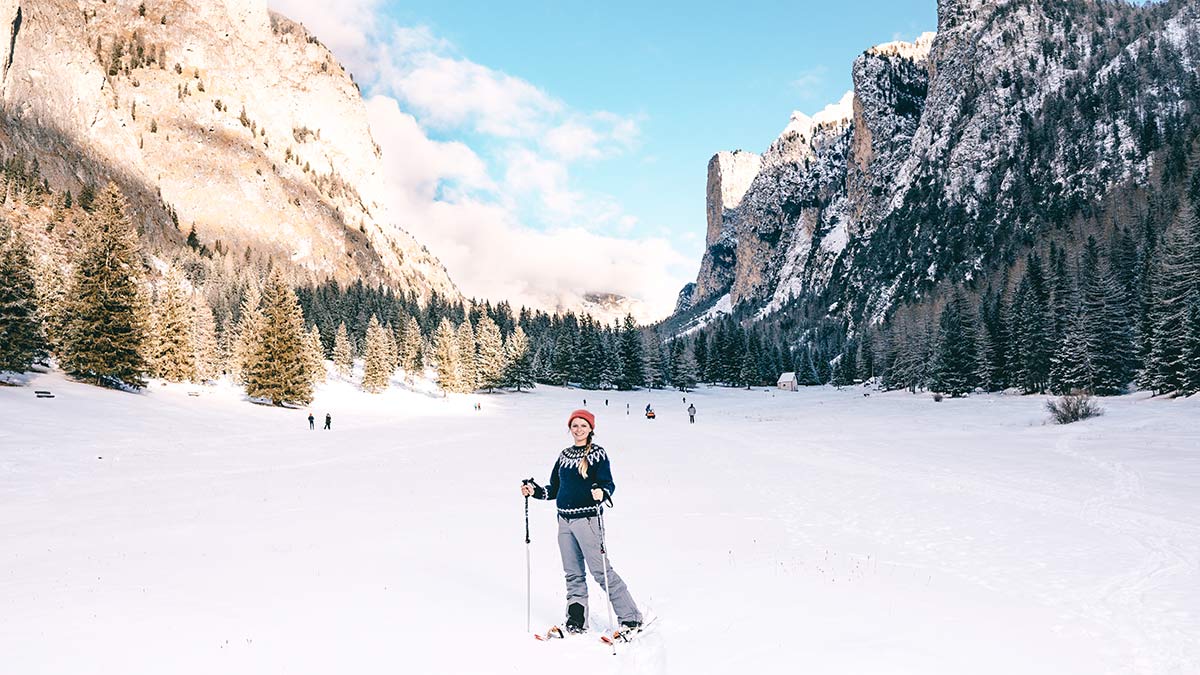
[523,478,534,633]
[594,487,615,654]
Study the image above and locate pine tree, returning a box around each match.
[475,314,505,392]
[503,325,535,391]
[1183,295,1200,394]
[1078,239,1135,395]
[671,342,699,391]
[191,292,221,382]
[1012,253,1052,393]
[693,334,709,383]
[231,284,263,384]
[433,317,461,392]
[361,315,391,393]
[152,268,196,382]
[332,321,353,377]
[385,323,400,374]
[1052,307,1093,394]
[550,330,574,386]
[646,338,667,389]
[456,320,478,392]
[618,314,644,390]
[398,314,423,374]
[600,336,622,390]
[0,222,47,373]
[60,184,149,388]
[243,269,312,405]
[303,324,326,385]
[1150,204,1200,394]
[32,253,68,353]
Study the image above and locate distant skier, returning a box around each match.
[626,403,629,415]
[687,404,696,424]
[323,413,332,430]
[520,410,643,636]
[308,413,315,430]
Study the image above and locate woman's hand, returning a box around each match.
[521,483,534,497]
[591,488,604,502]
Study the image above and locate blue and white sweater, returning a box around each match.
[530,444,615,519]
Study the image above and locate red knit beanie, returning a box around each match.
[567,409,596,430]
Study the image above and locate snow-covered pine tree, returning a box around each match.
[217,306,235,377]
[303,324,326,385]
[59,183,149,388]
[618,314,644,390]
[1183,294,1200,395]
[332,321,353,377]
[550,330,574,386]
[191,292,221,382]
[974,294,998,391]
[361,315,390,393]
[1150,202,1200,394]
[433,317,461,392]
[243,269,312,406]
[456,320,478,392]
[32,252,68,353]
[152,268,196,382]
[600,336,622,390]
[475,314,505,392]
[692,334,709,383]
[0,221,47,373]
[1052,307,1093,394]
[1134,223,1159,389]
[671,341,699,392]
[231,283,263,384]
[644,332,667,389]
[1011,253,1052,393]
[855,329,875,383]
[398,314,423,374]
[384,322,399,375]
[1078,238,1135,395]
[503,325,535,391]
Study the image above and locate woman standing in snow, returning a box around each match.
[520,409,643,634]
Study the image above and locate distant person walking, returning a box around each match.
[324,413,332,430]
[687,404,696,424]
[520,409,643,635]
[308,413,315,430]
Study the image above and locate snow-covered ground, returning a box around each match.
[2,372,1198,674]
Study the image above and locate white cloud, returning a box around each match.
[791,65,828,100]
[270,1,687,322]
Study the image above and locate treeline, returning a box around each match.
[2,172,718,401]
[865,204,1200,397]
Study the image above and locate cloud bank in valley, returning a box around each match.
[270,0,692,322]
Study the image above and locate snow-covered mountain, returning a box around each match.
[677,0,1199,330]
[0,0,458,299]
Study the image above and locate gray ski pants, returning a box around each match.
[557,514,642,626]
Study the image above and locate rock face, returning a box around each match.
[685,150,761,312]
[679,0,1200,327]
[0,0,458,299]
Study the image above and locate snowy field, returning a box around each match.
[2,372,1198,675]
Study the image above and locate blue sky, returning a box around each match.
[272,0,937,320]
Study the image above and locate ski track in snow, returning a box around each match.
[1,373,1198,674]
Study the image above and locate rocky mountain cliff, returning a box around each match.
[675,0,1199,333]
[0,0,458,299]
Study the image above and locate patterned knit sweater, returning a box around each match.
[531,444,615,519]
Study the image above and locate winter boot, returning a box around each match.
[565,602,587,634]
